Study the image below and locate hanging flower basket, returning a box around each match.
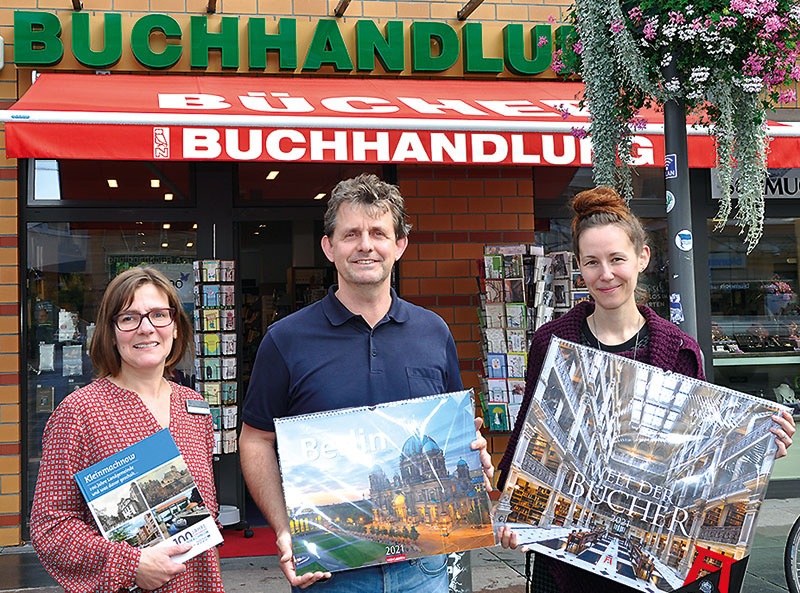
[561,0,800,251]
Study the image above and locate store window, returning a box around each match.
[25,222,197,515]
[30,160,192,206]
[709,217,800,403]
[533,167,670,319]
[236,162,383,206]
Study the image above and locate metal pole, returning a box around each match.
[663,58,698,338]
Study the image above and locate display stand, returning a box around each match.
[192,260,252,537]
[476,245,583,434]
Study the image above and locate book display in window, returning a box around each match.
[274,390,495,575]
[494,337,788,593]
[193,260,238,455]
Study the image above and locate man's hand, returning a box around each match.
[471,417,494,491]
[135,543,191,590]
[276,529,331,588]
[772,409,796,459]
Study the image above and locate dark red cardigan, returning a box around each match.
[497,301,705,489]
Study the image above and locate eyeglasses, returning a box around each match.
[113,308,176,332]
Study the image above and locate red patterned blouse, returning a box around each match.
[30,378,224,593]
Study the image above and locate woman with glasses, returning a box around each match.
[30,267,223,593]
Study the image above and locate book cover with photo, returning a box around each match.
[73,429,222,564]
[275,390,495,575]
[494,337,788,593]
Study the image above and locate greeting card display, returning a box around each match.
[275,389,495,575]
[495,337,788,593]
[192,260,238,453]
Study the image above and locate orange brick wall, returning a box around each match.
[398,165,533,481]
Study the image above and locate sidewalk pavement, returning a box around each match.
[3,497,797,593]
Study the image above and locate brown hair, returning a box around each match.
[90,266,192,378]
[323,173,412,239]
[570,187,648,258]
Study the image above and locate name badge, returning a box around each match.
[186,399,211,415]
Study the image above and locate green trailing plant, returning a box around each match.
[559,0,800,251]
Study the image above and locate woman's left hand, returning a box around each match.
[772,409,796,459]
[471,418,494,491]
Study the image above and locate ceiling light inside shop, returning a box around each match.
[162,242,168,248]
[186,242,194,248]
[151,179,160,188]
[164,193,174,201]
[192,223,198,229]
[254,231,260,235]
[163,223,171,229]
[107,179,118,188]
[266,171,279,180]
[313,193,326,200]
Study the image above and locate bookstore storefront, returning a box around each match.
[3,5,800,545]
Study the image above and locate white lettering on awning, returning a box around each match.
[476,100,549,117]
[160,94,231,110]
[396,97,488,116]
[239,92,314,113]
[352,132,390,161]
[265,129,306,160]
[226,129,262,160]
[392,132,430,162]
[542,135,575,165]
[180,128,601,166]
[184,128,222,158]
[510,136,541,164]
[472,134,508,163]
[310,130,348,160]
[630,136,655,166]
[430,133,467,162]
[319,97,399,114]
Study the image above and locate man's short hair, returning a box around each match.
[323,173,412,239]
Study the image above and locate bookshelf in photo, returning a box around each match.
[192,260,238,455]
[475,245,586,433]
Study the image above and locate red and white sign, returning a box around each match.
[4,73,800,167]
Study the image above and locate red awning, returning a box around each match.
[3,73,800,167]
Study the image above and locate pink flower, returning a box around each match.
[551,49,565,74]
[557,104,571,120]
[668,11,686,25]
[538,36,549,47]
[548,15,556,24]
[778,89,797,103]
[611,19,624,33]
[570,127,589,139]
[719,15,738,27]
[791,64,800,81]
[628,6,643,22]
[758,0,778,16]
[743,53,766,75]
[764,14,786,34]
[574,40,583,55]
[643,18,658,40]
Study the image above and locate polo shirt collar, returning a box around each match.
[322,285,410,326]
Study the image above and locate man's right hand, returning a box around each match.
[135,543,191,590]
[276,530,332,588]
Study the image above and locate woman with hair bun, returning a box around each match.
[495,186,794,591]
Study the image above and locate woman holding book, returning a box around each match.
[495,186,795,591]
[30,267,223,593]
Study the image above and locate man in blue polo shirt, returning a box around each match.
[240,173,493,592]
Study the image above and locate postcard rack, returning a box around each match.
[192,260,239,455]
